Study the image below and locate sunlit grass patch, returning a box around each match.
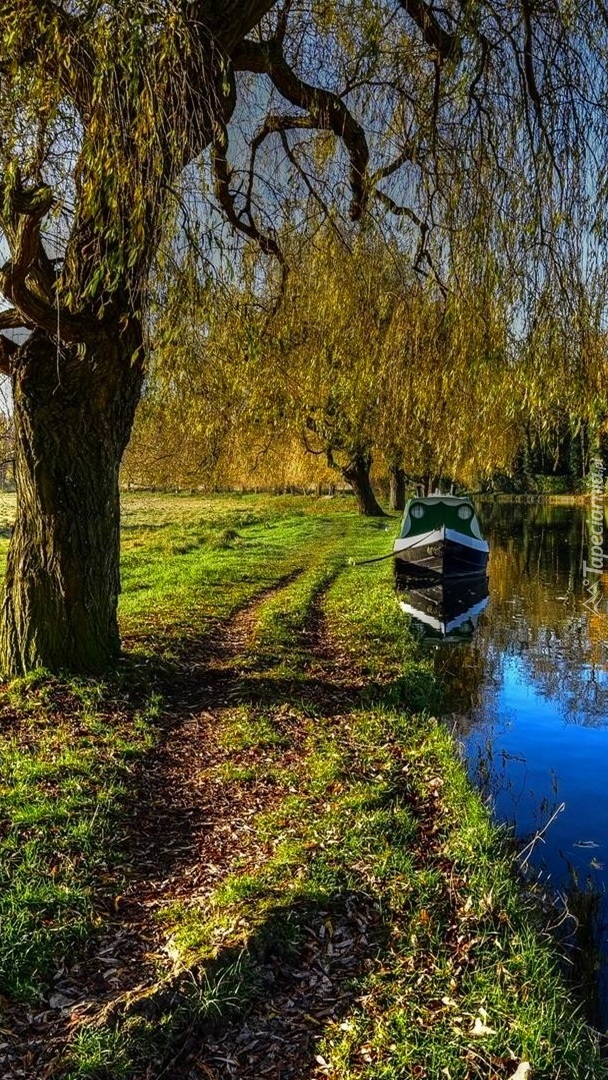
[318,719,600,1079]
[0,675,161,998]
[325,556,442,712]
[248,560,342,673]
[118,494,357,636]
[217,707,293,751]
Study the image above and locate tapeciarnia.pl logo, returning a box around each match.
[582,456,606,615]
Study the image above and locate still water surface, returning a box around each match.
[401,502,608,1023]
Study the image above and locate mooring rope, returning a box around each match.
[347,551,397,567]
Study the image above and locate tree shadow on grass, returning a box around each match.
[102,607,439,905]
[120,616,439,721]
[92,886,388,1080]
[23,562,427,1073]
[1,572,429,1079]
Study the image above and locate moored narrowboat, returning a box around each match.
[393,496,489,578]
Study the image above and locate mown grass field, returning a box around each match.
[0,492,604,1079]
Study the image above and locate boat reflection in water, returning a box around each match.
[395,571,489,644]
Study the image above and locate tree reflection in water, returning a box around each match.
[398,501,608,1024]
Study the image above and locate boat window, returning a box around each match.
[411,504,425,519]
[457,505,473,520]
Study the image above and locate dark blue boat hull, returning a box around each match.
[394,537,489,579]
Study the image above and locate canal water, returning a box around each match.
[399,502,608,1025]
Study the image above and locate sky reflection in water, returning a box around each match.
[401,502,608,1022]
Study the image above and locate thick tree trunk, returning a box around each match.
[342,453,386,517]
[389,466,407,512]
[0,330,143,675]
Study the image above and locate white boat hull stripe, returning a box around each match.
[393,527,489,554]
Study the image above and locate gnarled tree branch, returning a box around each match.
[395,0,458,61]
[0,307,29,332]
[233,37,369,221]
[245,112,316,218]
[370,147,416,186]
[212,123,286,274]
[0,173,91,343]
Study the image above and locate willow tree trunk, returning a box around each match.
[342,453,386,517]
[0,330,143,675]
[389,466,407,512]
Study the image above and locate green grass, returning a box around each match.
[118,493,362,664]
[0,494,376,1002]
[0,493,603,1078]
[0,674,161,997]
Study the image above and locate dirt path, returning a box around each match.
[166,583,383,1080]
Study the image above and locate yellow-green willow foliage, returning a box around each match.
[126,248,485,492]
[124,246,335,489]
[126,231,393,493]
[126,257,262,486]
[269,232,401,463]
[513,281,608,461]
[127,233,607,496]
[375,271,519,487]
[274,232,520,491]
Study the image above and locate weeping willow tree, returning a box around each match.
[0,0,600,672]
[260,229,412,516]
[133,223,603,507]
[269,230,512,514]
[509,268,608,488]
[374,257,521,496]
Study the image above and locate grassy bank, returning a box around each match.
[0,494,603,1078]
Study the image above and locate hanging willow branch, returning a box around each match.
[212,122,285,267]
[0,0,589,358]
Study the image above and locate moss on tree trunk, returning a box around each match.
[0,331,142,675]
